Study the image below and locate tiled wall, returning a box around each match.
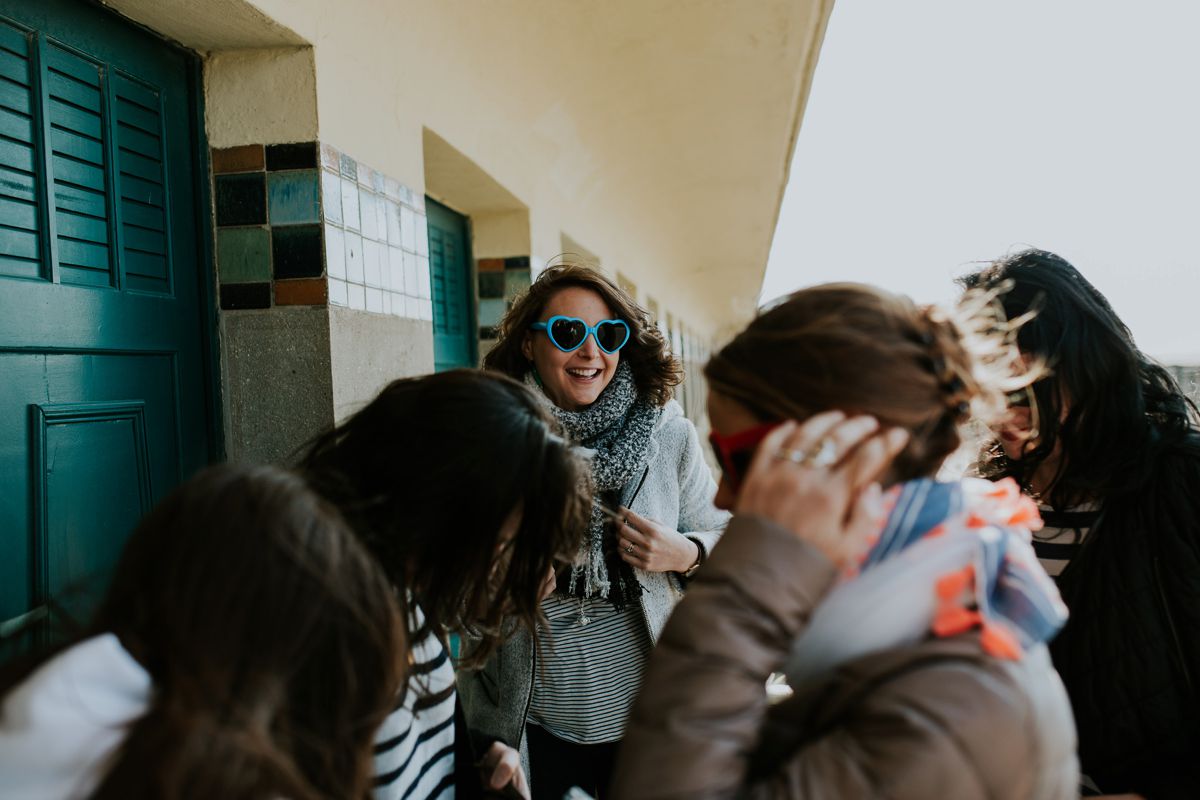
[319,144,432,320]
[477,256,531,343]
[211,141,431,321]
[213,143,325,309]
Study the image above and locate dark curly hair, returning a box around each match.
[483,264,682,407]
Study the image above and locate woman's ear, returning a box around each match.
[522,333,534,362]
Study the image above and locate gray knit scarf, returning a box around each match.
[526,361,662,607]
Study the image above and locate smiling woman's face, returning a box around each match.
[522,286,621,411]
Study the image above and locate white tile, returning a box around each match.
[420,298,433,321]
[389,246,405,293]
[341,178,360,232]
[381,292,391,314]
[403,251,419,296]
[359,189,379,240]
[321,170,343,225]
[324,224,346,279]
[328,278,348,307]
[390,291,405,317]
[405,296,418,319]
[379,252,391,290]
[385,200,402,246]
[414,213,428,257]
[366,287,383,313]
[349,282,367,311]
[374,195,387,241]
[344,231,364,284]
[384,176,402,202]
[363,239,383,288]
[417,255,431,299]
[400,205,416,253]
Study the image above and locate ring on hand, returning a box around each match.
[804,438,839,469]
[774,438,838,469]
[624,543,635,554]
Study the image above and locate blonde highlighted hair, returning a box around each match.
[705,282,1037,482]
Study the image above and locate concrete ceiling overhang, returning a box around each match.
[509,0,836,331]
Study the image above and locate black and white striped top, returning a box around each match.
[373,605,456,800]
[528,594,653,744]
[1033,505,1100,578]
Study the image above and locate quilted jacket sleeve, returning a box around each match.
[609,514,1061,800]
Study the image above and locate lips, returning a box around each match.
[566,368,602,380]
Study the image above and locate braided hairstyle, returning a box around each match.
[705,282,1035,482]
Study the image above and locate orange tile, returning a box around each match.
[275,278,328,306]
[212,145,265,174]
[478,258,505,272]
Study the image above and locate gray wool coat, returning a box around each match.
[458,399,730,757]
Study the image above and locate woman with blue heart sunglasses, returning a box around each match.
[475,264,730,800]
[530,315,631,354]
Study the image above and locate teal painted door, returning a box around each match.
[0,0,213,655]
[426,198,475,371]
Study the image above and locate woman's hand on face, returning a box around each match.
[617,507,700,574]
[478,741,530,799]
[736,412,909,569]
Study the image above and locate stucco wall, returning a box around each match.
[220,306,334,465]
[328,306,435,422]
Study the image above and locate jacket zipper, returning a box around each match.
[1151,554,1195,697]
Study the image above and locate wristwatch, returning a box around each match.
[682,537,705,579]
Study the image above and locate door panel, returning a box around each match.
[0,0,211,657]
[426,198,475,371]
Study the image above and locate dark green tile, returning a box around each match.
[272,224,324,279]
[478,271,505,298]
[217,226,271,283]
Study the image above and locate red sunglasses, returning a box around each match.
[707,421,782,491]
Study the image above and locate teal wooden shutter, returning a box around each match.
[426,197,475,371]
[0,0,212,657]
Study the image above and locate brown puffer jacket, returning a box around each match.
[610,515,1080,799]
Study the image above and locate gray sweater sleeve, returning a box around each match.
[674,414,731,557]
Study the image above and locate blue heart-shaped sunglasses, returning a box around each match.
[530,315,631,353]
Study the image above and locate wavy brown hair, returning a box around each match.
[0,464,405,800]
[299,369,591,668]
[706,283,1035,482]
[483,264,682,407]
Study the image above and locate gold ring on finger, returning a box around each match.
[802,438,839,469]
[624,543,635,554]
[774,447,809,464]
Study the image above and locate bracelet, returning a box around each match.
[682,536,705,578]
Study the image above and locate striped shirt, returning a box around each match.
[1033,505,1100,577]
[373,605,456,800]
[528,594,653,744]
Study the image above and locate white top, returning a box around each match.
[528,594,653,744]
[1033,503,1099,577]
[373,604,457,800]
[0,634,152,800]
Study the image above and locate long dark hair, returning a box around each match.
[0,464,405,800]
[706,282,1032,482]
[962,249,1199,507]
[299,369,591,667]
[483,264,682,407]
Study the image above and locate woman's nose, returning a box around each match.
[577,334,601,358]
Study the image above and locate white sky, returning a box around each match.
[761,0,1200,364]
